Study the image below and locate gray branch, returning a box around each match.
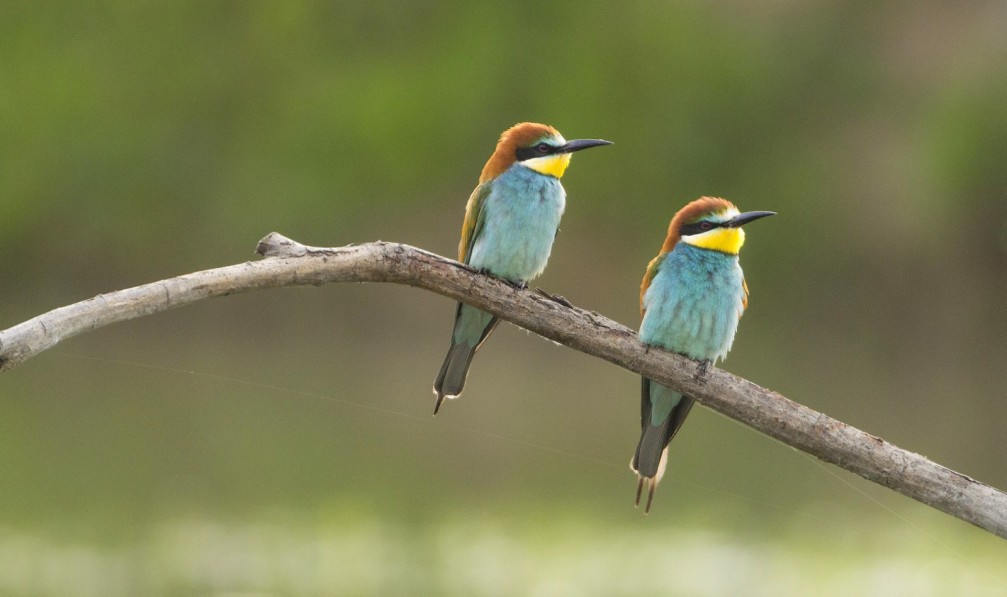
[1,233,1004,539]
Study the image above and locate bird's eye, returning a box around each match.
[700,221,713,231]
[536,143,551,153]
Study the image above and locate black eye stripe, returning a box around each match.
[516,143,557,161]
[680,221,726,236]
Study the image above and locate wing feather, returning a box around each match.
[458,182,492,264]
[639,253,666,316]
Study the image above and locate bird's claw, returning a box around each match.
[472,268,526,290]
[694,359,712,381]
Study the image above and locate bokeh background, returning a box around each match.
[2,2,1006,594]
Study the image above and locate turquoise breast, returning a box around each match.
[640,243,746,363]
[467,165,566,282]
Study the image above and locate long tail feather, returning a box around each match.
[433,343,477,410]
[432,303,498,413]
[630,378,694,511]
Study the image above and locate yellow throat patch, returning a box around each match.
[682,226,746,254]
[523,153,572,178]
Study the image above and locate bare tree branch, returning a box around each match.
[1,232,1004,539]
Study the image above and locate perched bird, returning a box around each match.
[433,122,612,414]
[632,197,775,512]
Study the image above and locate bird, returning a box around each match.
[631,196,775,513]
[433,122,612,414]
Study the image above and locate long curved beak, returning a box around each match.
[727,211,776,228]
[558,139,613,154]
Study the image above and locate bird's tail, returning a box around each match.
[432,303,499,414]
[631,378,695,513]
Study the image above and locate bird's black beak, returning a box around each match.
[558,139,613,154]
[727,211,777,228]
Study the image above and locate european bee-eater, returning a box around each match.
[632,197,775,512]
[433,122,612,414]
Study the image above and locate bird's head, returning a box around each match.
[480,122,611,183]
[662,197,776,255]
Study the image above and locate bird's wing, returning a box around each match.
[741,277,749,314]
[458,181,492,264]
[639,252,667,316]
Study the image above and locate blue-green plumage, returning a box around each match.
[467,165,566,280]
[631,197,774,512]
[633,244,744,482]
[433,166,565,412]
[433,123,611,414]
[639,245,745,361]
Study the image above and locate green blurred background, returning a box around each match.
[2,2,1006,594]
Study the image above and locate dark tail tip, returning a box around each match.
[634,477,657,514]
[433,393,446,416]
[645,483,656,514]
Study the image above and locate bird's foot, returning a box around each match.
[694,359,712,382]
[506,279,529,291]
